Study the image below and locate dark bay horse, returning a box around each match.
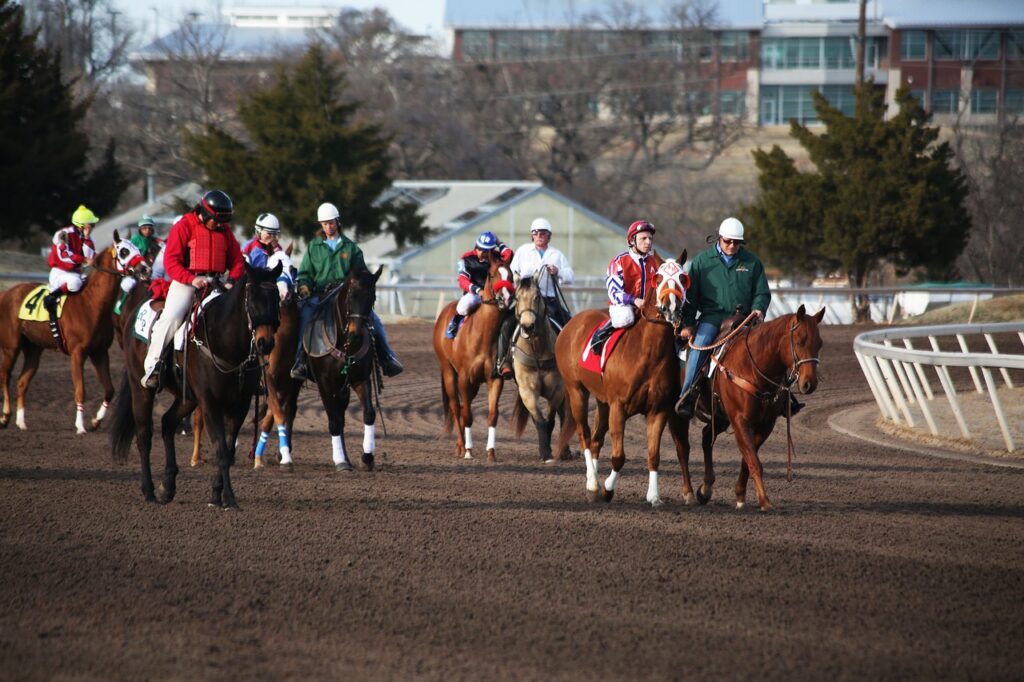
[682,305,824,511]
[510,273,572,463]
[432,251,515,461]
[305,266,383,472]
[0,232,149,433]
[110,262,282,507]
[555,253,691,506]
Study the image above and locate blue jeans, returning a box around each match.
[295,297,395,363]
[681,321,720,395]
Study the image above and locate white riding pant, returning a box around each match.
[456,292,482,316]
[143,280,195,374]
[48,269,84,293]
[609,304,636,329]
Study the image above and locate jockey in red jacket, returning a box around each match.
[141,189,244,389]
[606,220,661,328]
[44,205,98,313]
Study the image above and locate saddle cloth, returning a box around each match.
[579,320,627,374]
[132,290,223,350]
[18,285,67,321]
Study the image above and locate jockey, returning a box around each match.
[131,215,161,257]
[242,212,294,301]
[509,217,574,330]
[445,230,512,338]
[44,205,98,314]
[606,220,660,329]
[140,189,245,389]
[290,202,402,380]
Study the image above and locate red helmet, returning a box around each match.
[626,220,655,244]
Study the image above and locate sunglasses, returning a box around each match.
[531,230,550,235]
[720,238,744,246]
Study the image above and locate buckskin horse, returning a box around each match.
[432,251,515,461]
[555,253,692,506]
[302,265,384,472]
[681,305,824,511]
[509,273,573,463]
[110,262,282,507]
[0,232,150,433]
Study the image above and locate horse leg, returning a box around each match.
[602,402,627,503]
[14,345,42,430]
[668,413,695,505]
[456,375,479,459]
[643,410,668,507]
[521,387,551,463]
[441,364,465,458]
[87,349,114,431]
[0,345,19,428]
[218,398,251,508]
[155,398,184,504]
[135,391,158,503]
[279,391,299,472]
[253,393,276,469]
[202,402,233,508]
[190,410,204,468]
[321,385,353,472]
[67,349,90,434]
[733,422,772,511]
[484,376,503,463]
[354,382,376,471]
[697,421,723,505]
[566,383,599,499]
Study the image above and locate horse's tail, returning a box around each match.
[110,371,136,464]
[511,392,529,439]
[440,381,453,435]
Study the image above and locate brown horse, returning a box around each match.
[681,305,824,511]
[554,252,691,505]
[432,251,515,461]
[0,232,150,433]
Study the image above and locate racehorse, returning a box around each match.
[509,273,572,463]
[110,262,282,507]
[304,265,383,472]
[0,232,149,433]
[432,251,515,461]
[555,252,692,506]
[681,305,824,511]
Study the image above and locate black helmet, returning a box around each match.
[198,189,233,224]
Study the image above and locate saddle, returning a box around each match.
[301,295,370,363]
[579,320,628,374]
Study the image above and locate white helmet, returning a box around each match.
[530,217,552,234]
[255,212,280,233]
[317,202,340,222]
[718,217,745,241]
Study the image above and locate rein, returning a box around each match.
[512,290,556,371]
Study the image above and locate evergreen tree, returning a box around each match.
[0,0,127,242]
[184,44,426,246]
[740,84,970,318]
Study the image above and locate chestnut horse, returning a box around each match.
[0,232,150,433]
[555,253,691,506]
[110,262,281,507]
[681,305,824,511]
[432,251,514,461]
[509,273,572,463]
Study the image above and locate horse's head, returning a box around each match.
[787,304,825,395]
[486,250,515,310]
[244,261,283,356]
[342,265,382,343]
[514,274,545,339]
[111,230,152,281]
[653,249,689,328]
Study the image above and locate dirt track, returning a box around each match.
[2,322,1023,680]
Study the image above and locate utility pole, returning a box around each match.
[855,0,866,88]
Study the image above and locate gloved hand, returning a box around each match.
[752,310,765,324]
[471,285,482,296]
[679,326,695,341]
[297,284,311,298]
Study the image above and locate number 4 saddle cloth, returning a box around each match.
[18,285,67,321]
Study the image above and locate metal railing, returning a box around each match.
[854,322,1024,452]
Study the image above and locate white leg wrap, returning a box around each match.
[363,424,375,454]
[464,427,473,449]
[646,471,662,506]
[584,449,598,492]
[95,401,109,423]
[486,426,496,450]
[279,448,293,465]
[605,468,619,492]
[16,408,26,430]
[75,404,86,434]
[332,435,347,465]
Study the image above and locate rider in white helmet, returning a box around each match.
[242,212,294,301]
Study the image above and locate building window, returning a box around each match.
[719,31,749,61]
[1009,31,1024,60]
[970,89,997,114]
[935,29,999,61]
[820,85,856,116]
[1006,90,1024,114]
[909,89,926,109]
[462,31,490,61]
[762,37,885,70]
[824,37,855,69]
[901,30,926,60]
[932,90,960,114]
[719,90,745,116]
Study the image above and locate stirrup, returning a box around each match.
[675,391,696,418]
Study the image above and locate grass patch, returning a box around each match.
[906,294,1024,324]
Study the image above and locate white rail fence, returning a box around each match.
[854,322,1024,452]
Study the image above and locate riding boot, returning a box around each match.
[493,315,514,380]
[290,352,309,381]
[675,375,704,418]
[43,291,63,346]
[373,329,403,377]
[789,393,805,416]
[445,314,463,339]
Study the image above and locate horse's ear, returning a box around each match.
[796,303,806,320]
[285,242,293,256]
[113,229,121,242]
[270,260,283,277]
[813,307,825,323]
[677,248,686,263]
[372,265,383,282]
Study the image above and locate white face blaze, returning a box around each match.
[114,239,147,276]
[497,265,512,306]
[655,259,687,314]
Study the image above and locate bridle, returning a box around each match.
[641,260,688,330]
[743,317,821,393]
[195,278,279,375]
[512,279,555,369]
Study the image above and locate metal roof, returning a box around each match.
[443,0,764,30]
[880,0,1024,29]
[134,24,322,61]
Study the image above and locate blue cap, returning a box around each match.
[475,231,498,250]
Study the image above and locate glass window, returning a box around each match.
[1006,90,1024,114]
[968,30,999,59]
[821,85,856,116]
[935,29,999,60]
[461,30,491,61]
[934,31,962,60]
[719,90,745,116]
[1009,31,1024,60]
[932,90,960,113]
[824,37,854,69]
[970,89,997,114]
[720,31,749,61]
[901,30,926,60]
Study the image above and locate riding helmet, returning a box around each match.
[199,189,233,224]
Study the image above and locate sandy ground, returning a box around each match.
[1,322,1023,680]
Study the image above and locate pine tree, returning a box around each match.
[0,0,127,242]
[184,44,426,246]
[740,84,971,319]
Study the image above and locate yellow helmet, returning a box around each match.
[72,205,99,227]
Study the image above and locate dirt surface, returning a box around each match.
[2,323,1023,680]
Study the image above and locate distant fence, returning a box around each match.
[854,322,1024,452]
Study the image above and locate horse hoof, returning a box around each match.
[253,458,264,471]
[586,488,601,503]
[222,503,240,511]
[463,451,473,460]
[89,419,102,431]
[542,458,555,465]
[696,484,712,506]
[190,459,204,468]
[335,462,354,473]
[735,500,745,510]
[359,453,375,472]
[602,488,615,503]
[682,492,696,506]
[280,462,294,473]
[758,501,774,513]
[486,449,496,463]
[156,484,175,504]
[0,415,8,428]
[647,497,664,508]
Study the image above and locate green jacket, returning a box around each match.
[131,233,157,256]
[682,245,771,328]
[296,235,366,294]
